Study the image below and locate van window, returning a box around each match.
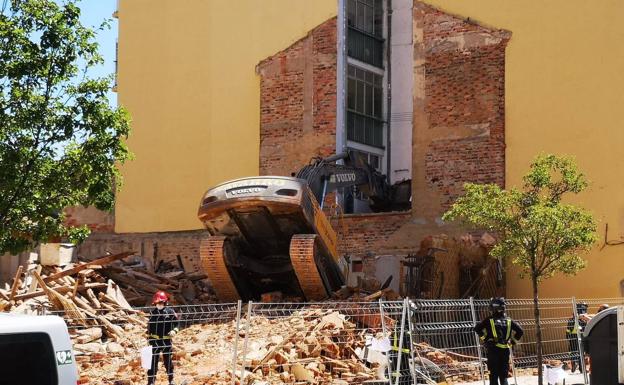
[0,332,58,385]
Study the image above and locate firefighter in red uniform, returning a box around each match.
[146,291,179,385]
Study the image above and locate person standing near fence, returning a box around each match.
[566,302,588,373]
[147,291,180,385]
[474,297,523,385]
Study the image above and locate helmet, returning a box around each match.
[576,302,588,314]
[152,291,169,304]
[489,297,506,314]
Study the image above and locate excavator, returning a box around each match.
[196,150,410,302]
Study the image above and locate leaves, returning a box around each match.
[443,154,597,280]
[0,0,131,254]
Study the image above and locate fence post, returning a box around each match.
[572,297,589,385]
[379,299,394,382]
[469,297,487,385]
[406,300,418,382]
[394,298,408,385]
[231,300,242,385]
[239,301,253,382]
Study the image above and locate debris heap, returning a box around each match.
[74,308,390,385]
[0,252,216,321]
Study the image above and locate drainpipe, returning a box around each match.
[336,0,347,207]
[337,0,347,157]
[386,0,393,180]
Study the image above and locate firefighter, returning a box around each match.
[474,298,523,385]
[566,302,588,373]
[147,291,180,385]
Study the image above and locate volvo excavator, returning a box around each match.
[197,151,410,302]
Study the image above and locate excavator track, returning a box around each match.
[199,236,240,302]
[289,234,327,301]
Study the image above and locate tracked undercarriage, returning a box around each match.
[197,177,345,302]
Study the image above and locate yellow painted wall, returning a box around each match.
[115,0,336,233]
[425,0,624,298]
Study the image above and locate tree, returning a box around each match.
[443,154,597,384]
[0,0,130,255]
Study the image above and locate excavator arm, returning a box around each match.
[295,150,393,210]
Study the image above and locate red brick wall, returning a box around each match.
[257,17,337,176]
[76,230,210,274]
[64,205,114,233]
[416,3,510,214]
[332,212,412,257]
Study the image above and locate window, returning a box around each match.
[0,332,58,385]
[347,0,383,37]
[349,148,382,172]
[347,0,384,67]
[347,65,384,148]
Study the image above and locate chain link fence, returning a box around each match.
[45,297,622,384]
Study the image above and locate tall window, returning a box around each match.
[347,65,384,148]
[347,0,383,37]
[346,0,384,68]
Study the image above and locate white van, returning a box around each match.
[0,313,78,385]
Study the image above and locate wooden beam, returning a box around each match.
[8,265,24,301]
[28,265,43,293]
[43,251,134,283]
[13,282,108,301]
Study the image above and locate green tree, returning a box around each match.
[0,0,130,254]
[443,154,597,384]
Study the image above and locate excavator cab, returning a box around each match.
[198,176,345,302]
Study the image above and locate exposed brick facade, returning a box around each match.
[66,5,510,299]
[331,212,412,257]
[76,230,210,273]
[415,2,510,214]
[64,205,114,233]
[257,17,337,176]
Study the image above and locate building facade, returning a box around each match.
[68,0,624,300]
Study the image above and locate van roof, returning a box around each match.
[0,314,68,334]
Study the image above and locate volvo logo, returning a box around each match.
[228,187,264,195]
[330,173,357,183]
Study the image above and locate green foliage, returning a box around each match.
[0,0,130,254]
[443,154,597,280]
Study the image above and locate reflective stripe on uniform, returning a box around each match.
[149,334,171,340]
[566,325,579,335]
[489,318,512,349]
[392,333,410,353]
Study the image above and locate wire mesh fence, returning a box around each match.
[42,297,622,384]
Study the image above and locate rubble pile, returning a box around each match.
[0,252,216,323]
[74,309,391,385]
[415,343,482,382]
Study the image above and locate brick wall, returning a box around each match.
[414,2,511,215]
[73,7,511,299]
[257,17,337,176]
[76,230,209,274]
[64,205,114,233]
[332,212,412,257]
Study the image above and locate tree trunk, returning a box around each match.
[532,272,543,385]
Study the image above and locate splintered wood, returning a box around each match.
[0,251,217,332]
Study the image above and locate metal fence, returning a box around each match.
[46,297,623,385]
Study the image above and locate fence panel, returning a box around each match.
[49,303,240,385]
[39,297,624,384]
[410,299,483,383]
